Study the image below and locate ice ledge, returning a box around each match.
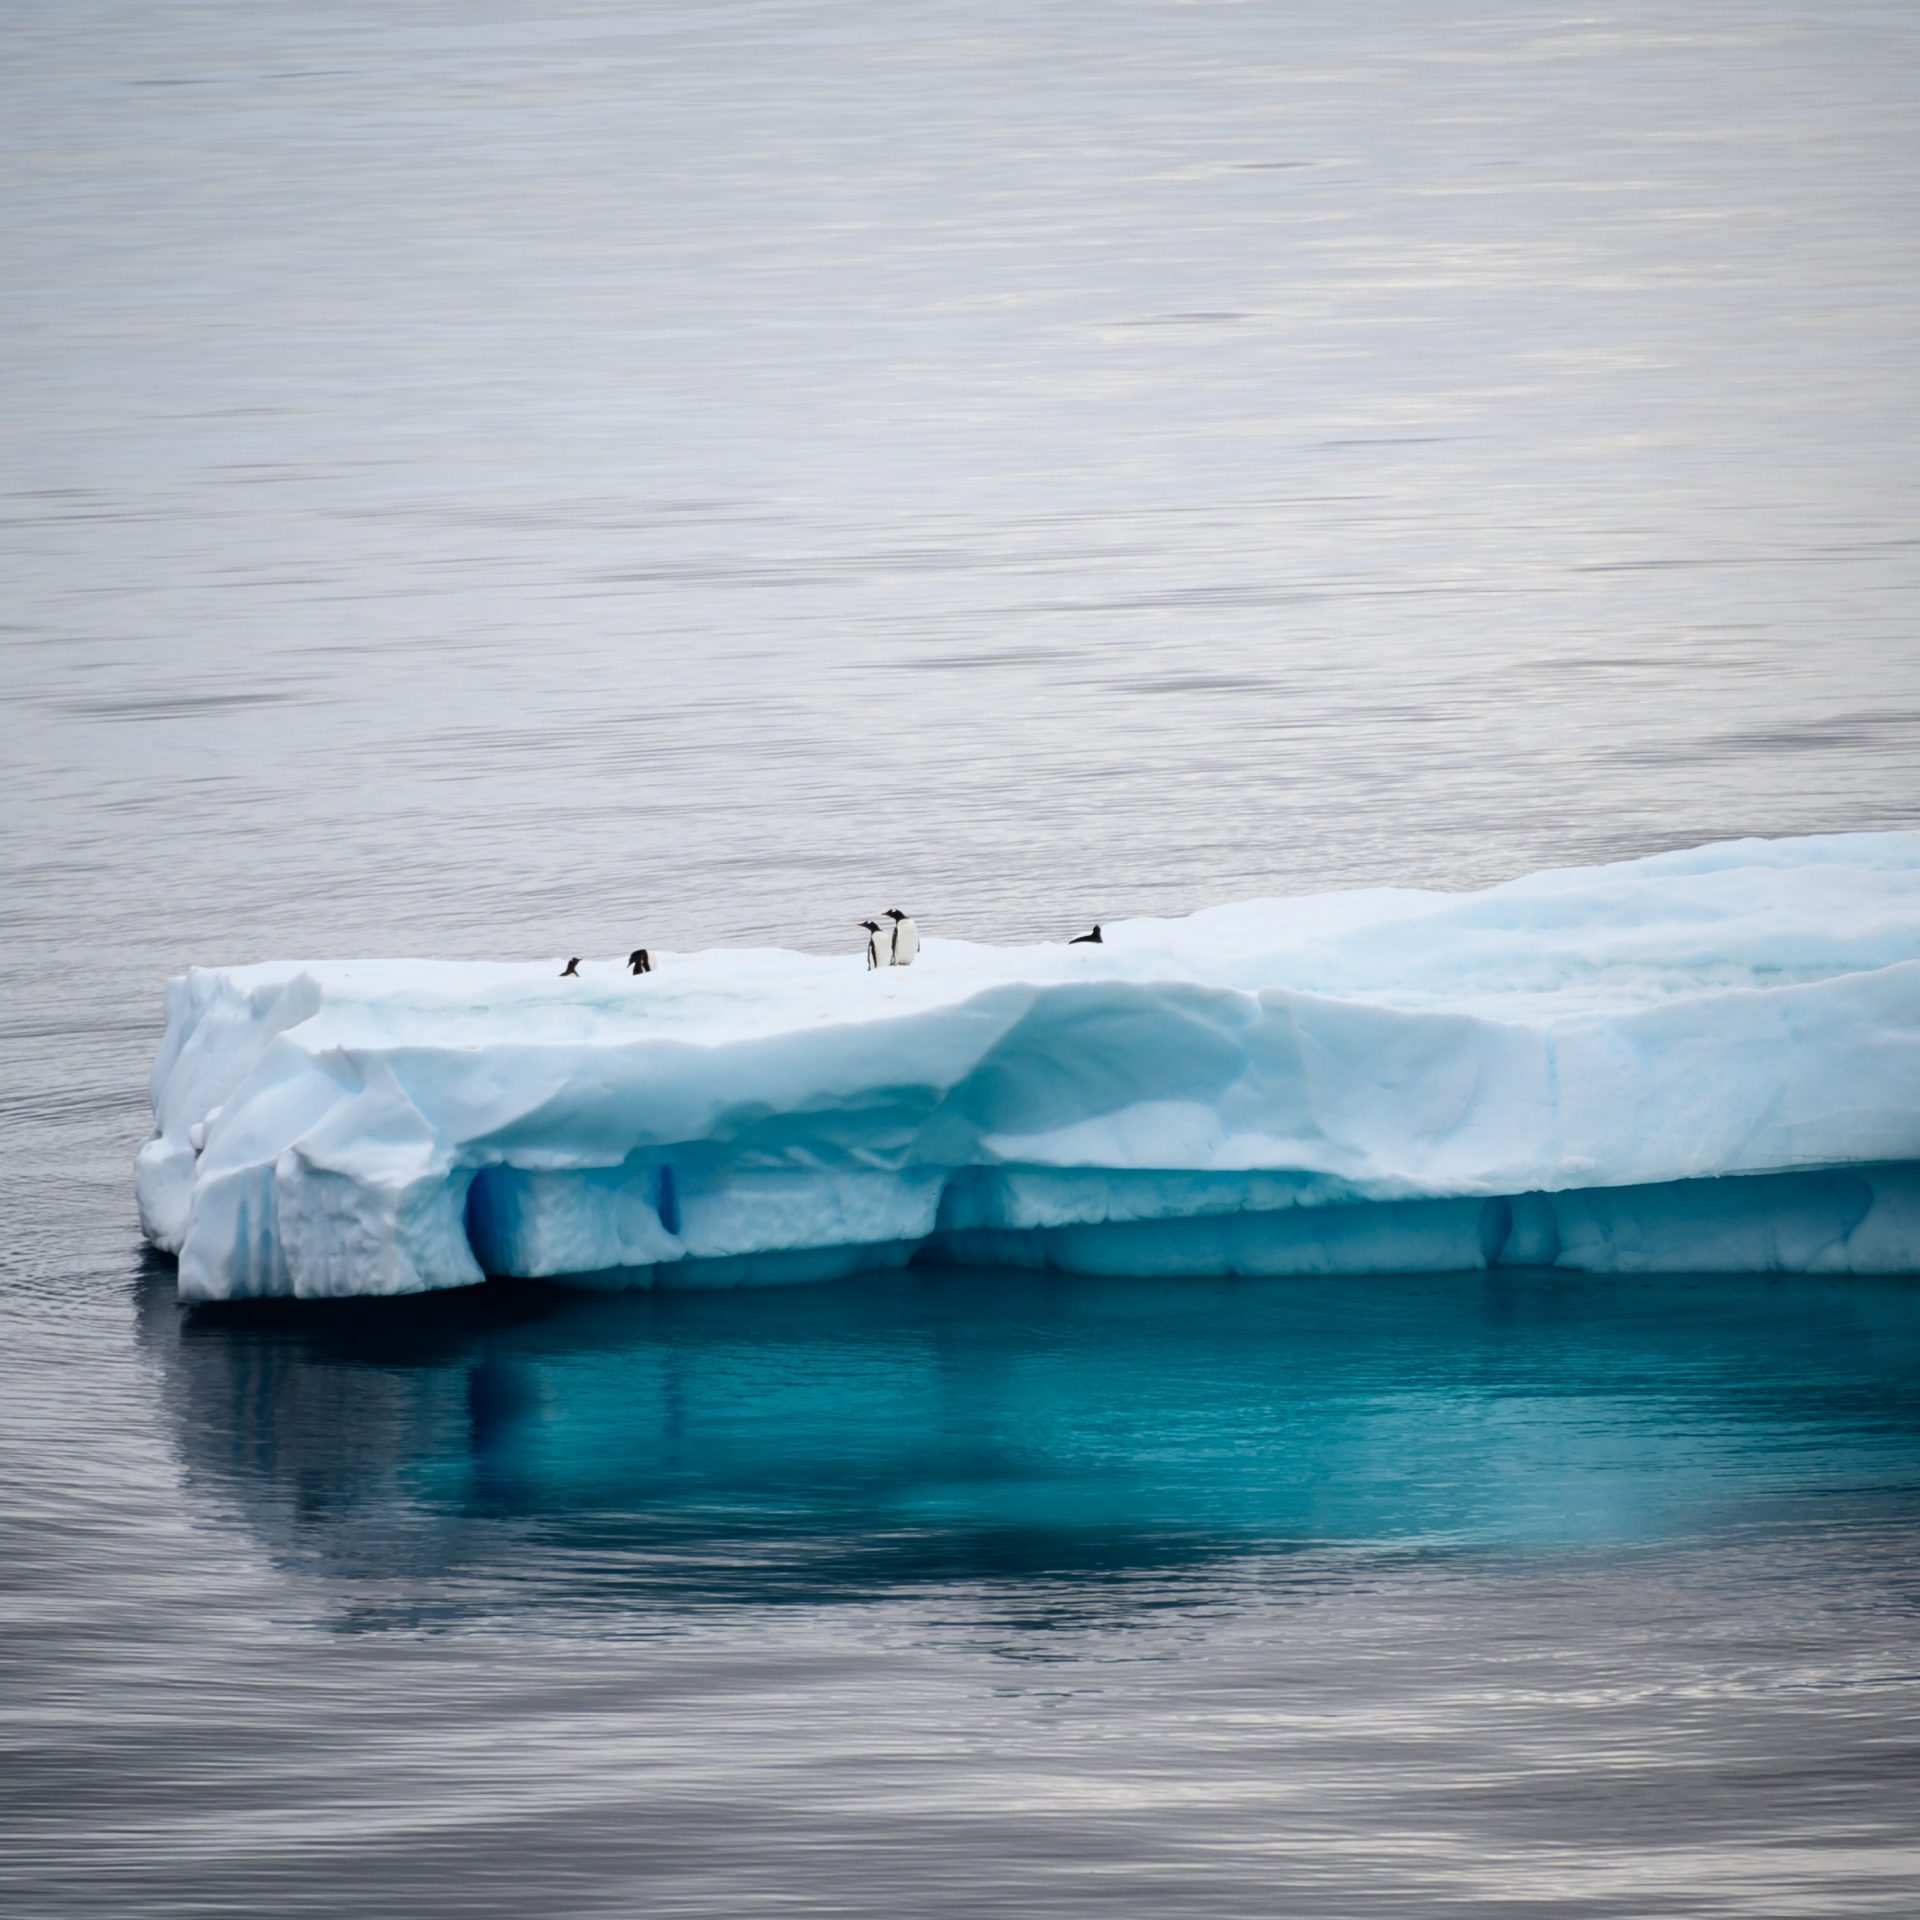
[137,832,1920,1299]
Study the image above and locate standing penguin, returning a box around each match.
[858,920,887,971]
[1068,925,1103,945]
[627,949,652,976]
[884,907,919,967]
[560,957,582,977]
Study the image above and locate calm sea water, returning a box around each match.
[4,1,1920,1913]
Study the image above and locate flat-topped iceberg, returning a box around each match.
[138,833,1920,1302]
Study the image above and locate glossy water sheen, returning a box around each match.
[4,0,1920,1913]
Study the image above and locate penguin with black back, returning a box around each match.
[560,957,582,977]
[628,949,652,976]
[858,920,887,971]
[1069,925,1103,945]
[884,907,919,967]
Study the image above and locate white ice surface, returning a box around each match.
[137,833,1920,1300]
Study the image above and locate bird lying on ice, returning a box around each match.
[1069,925,1102,945]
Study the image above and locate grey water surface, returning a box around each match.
[5,1,1920,1913]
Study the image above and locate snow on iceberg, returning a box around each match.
[137,833,1920,1302]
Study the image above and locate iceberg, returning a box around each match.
[137,833,1920,1303]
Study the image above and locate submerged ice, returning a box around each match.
[137,834,1920,1301]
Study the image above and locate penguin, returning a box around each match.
[884,907,919,967]
[560,957,582,977]
[858,920,887,971]
[1069,925,1103,945]
[628,949,652,976]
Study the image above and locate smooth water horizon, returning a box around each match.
[6,0,1920,1913]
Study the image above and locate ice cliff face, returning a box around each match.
[137,833,1920,1301]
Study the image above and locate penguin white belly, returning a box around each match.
[866,931,887,971]
[891,917,919,966]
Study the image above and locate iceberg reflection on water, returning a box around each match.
[141,1261,1920,1623]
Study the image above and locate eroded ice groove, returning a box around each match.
[136,833,1920,1301]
